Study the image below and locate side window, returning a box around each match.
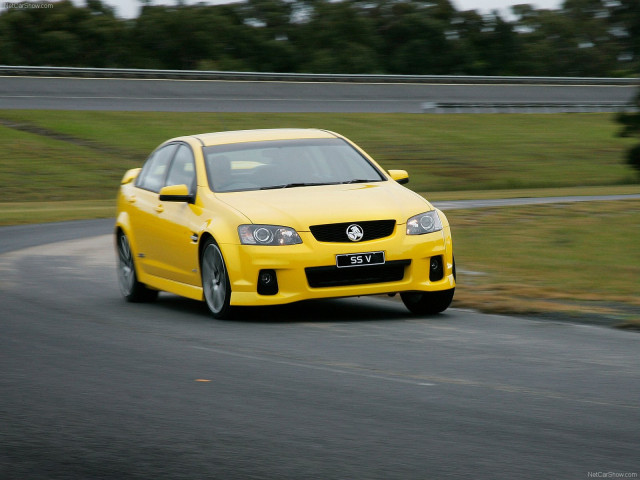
[165,145,196,194]
[135,144,178,193]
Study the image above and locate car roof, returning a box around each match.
[187,128,339,147]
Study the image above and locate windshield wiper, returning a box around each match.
[260,182,338,190]
[341,179,378,184]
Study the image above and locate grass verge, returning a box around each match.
[0,200,115,225]
[447,200,640,327]
[0,111,638,202]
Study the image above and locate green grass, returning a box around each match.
[448,200,640,322]
[0,111,637,203]
[0,123,132,201]
[0,200,115,225]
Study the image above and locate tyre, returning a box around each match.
[116,231,158,302]
[201,239,233,319]
[401,288,455,315]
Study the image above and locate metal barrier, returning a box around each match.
[1,65,638,86]
[421,101,637,113]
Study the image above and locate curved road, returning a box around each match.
[0,76,635,112]
[1,212,639,479]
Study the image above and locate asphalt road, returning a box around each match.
[433,193,640,210]
[1,219,639,479]
[0,76,635,112]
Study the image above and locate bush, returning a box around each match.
[626,144,640,173]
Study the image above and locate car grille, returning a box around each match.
[305,260,410,288]
[309,220,396,243]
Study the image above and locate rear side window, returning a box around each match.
[136,144,178,193]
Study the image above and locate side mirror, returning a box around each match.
[159,184,194,203]
[121,168,141,185]
[388,169,409,185]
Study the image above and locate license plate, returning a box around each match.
[336,251,385,268]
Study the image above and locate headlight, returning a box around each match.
[406,211,443,235]
[238,225,302,245]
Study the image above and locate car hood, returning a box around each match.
[216,182,432,230]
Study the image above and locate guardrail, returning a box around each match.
[421,101,637,113]
[1,65,639,86]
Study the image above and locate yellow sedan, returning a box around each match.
[115,128,455,318]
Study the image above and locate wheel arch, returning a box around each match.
[114,211,139,257]
[198,232,234,318]
[198,232,215,267]
[114,211,131,238]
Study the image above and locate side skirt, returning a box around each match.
[138,271,204,302]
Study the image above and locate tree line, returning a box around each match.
[0,0,639,77]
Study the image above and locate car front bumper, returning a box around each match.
[220,226,455,307]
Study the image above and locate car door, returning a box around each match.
[151,143,202,286]
[129,143,178,278]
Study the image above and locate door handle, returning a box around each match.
[127,195,136,204]
[155,204,164,213]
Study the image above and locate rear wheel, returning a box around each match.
[201,239,233,319]
[116,232,158,303]
[401,288,455,315]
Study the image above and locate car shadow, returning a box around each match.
[154,294,413,323]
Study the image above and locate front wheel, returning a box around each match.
[116,232,158,303]
[401,288,455,315]
[201,239,233,319]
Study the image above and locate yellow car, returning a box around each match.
[115,128,455,318]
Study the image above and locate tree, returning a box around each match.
[0,0,129,67]
[616,92,640,175]
[294,0,382,73]
[605,0,640,76]
[0,0,637,76]
[369,0,454,75]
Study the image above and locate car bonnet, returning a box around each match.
[214,181,433,231]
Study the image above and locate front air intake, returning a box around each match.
[429,256,444,282]
[257,269,279,295]
[310,220,396,243]
[305,260,410,288]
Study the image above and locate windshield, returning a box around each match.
[203,138,386,193]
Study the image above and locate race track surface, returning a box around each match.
[1,228,639,479]
[0,76,635,112]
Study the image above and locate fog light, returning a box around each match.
[429,256,444,282]
[257,269,278,295]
